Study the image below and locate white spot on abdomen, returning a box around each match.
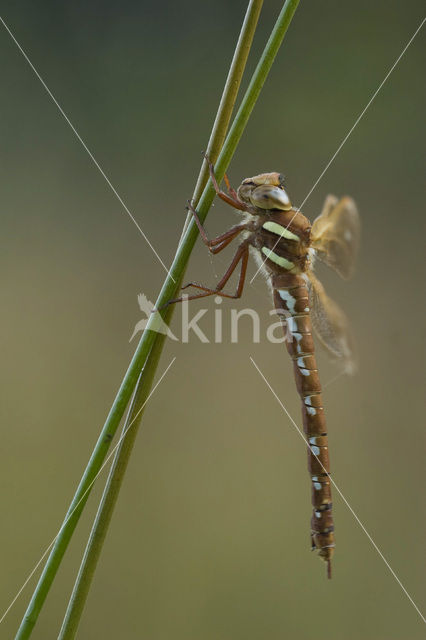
[287,317,299,333]
[278,289,296,314]
[288,330,303,353]
[297,357,311,376]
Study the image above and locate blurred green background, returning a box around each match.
[1,1,425,638]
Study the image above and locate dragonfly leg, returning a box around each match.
[186,200,247,252]
[209,235,241,255]
[204,153,247,212]
[167,242,249,305]
[223,173,239,201]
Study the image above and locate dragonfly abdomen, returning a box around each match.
[272,274,335,577]
[183,159,358,577]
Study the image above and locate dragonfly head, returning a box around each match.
[237,172,292,212]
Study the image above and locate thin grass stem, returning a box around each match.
[180,0,264,239]
[58,314,171,639]
[15,2,300,637]
[57,7,266,633]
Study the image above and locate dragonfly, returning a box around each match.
[170,157,360,578]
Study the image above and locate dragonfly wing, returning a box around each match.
[307,271,357,374]
[311,195,360,279]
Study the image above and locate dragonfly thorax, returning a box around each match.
[251,208,312,277]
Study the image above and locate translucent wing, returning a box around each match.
[307,271,356,374]
[311,195,360,280]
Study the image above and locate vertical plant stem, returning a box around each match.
[15,1,300,637]
[59,4,264,635]
[180,0,264,238]
[58,322,170,639]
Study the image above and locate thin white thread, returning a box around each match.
[0,16,175,283]
[250,16,426,284]
[322,369,346,390]
[250,356,426,624]
[0,357,176,625]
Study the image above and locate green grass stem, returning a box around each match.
[57,2,265,636]
[15,2,300,637]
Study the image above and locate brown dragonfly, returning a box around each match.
[170,158,360,578]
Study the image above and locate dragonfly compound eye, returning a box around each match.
[250,185,292,211]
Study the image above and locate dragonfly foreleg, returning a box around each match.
[186,200,248,254]
[204,153,247,212]
[223,173,239,201]
[167,242,249,305]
